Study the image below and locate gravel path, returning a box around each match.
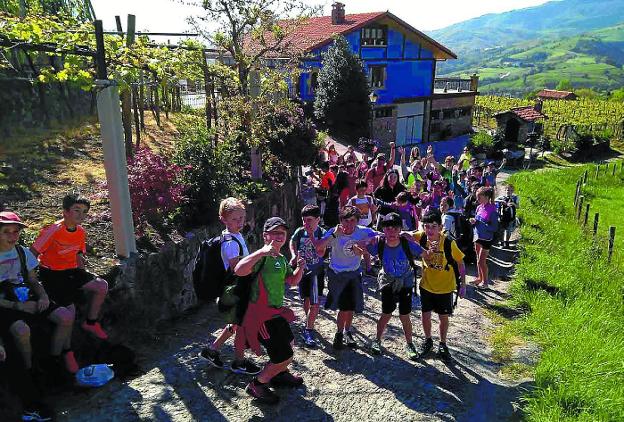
[54,173,528,422]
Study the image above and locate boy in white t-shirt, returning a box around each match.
[347,179,378,274]
[200,198,261,376]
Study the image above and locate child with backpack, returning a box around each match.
[408,209,466,360]
[470,187,498,288]
[495,184,519,248]
[234,217,306,405]
[199,197,261,375]
[289,205,326,347]
[357,213,426,360]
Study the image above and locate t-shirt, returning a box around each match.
[221,230,249,271]
[322,226,377,272]
[474,203,498,241]
[0,246,38,302]
[349,196,374,226]
[291,226,326,275]
[320,171,336,190]
[412,232,464,294]
[367,237,423,283]
[32,220,86,271]
[459,152,472,171]
[250,255,293,308]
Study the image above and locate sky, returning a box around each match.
[92,0,552,35]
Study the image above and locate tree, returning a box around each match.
[556,79,574,91]
[313,35,371,140]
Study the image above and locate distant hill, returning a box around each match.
[428,0,624,94]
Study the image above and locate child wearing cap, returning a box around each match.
[31,195,110,343]
[356,212,426,360]
[289,205,326,347]
[0,211,75,420]
[234,217,306,405]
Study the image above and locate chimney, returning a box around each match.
[332,2,346,24]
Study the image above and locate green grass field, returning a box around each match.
[503,164,624,421]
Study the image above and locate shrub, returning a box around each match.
[469,132,494,154]
[265,104,320,167]
[127,147,186,228]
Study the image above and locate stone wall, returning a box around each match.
[102,181,300,340]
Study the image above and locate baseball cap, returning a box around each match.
[263,217,289,232]
[380,212,402,228]
[0,211,28,228]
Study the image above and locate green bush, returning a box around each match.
[469,132,494,154]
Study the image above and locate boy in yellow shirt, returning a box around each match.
[409,209,466,360]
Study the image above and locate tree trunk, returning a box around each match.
[153,84,161,127]
[121,87,133,158]
[132,84,141,148]
[139,72,145,130]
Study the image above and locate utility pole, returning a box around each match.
[94,20,137,257]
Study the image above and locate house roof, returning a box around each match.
[537,89,576,99]
[494,106,547,122]
[272,11,456,59]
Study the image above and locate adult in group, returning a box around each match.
[458,146,472,172]
[373,169,406,227]
[470,187,498,287]
[365,142,396,193]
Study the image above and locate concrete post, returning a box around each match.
[96,80,137,257]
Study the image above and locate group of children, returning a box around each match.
[199,196,470,405]
[0,195,109,421]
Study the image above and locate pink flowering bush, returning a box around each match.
[127,147,186,228]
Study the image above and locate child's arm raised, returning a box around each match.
[286,253,306,286]
[235,241,278,276]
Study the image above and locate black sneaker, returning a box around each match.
[406,342,418,361]
[231,359,262,375]
[199,347,224,369]
[270,371,304,388]
[344,330,357,347]
[418,338,434,358]
[246,379,280,405]
[301,329,317,348]
[370,339,382,355]
[437,343,452,361]
[332,332,344,350]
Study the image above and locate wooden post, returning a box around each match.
[576,196,584,221]
[574,180,580,206]
[595,164,600,179]
[583,169,588,184]
[593,213,599,236]
[612,163,616,176]
[607,226,616,263]
[250,68,262,181]
[583,203,590,227]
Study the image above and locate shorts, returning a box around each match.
[420,288,454,316]
[325,269,364,313]
[299,273,320,305]
[0,302,60,337]
[39,267,96,307]
[380,286,412,315]
[475,238,493,249]
[258,317,294,364]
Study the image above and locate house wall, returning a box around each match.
[429,94,476,142]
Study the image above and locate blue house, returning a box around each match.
[288,2,479,158]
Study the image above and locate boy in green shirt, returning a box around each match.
[234,217,306,405]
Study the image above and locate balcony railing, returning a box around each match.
[434,78,475,93]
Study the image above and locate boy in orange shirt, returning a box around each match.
[31,194,109,344]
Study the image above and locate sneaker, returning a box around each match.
[246,379,280,405]
[332,332,344,350]
[344,330,357,347]
[199,347,224,369]
[437,343,452,361]
[270,371,304,388]
[406,342,418,361]
[63,350,79,374]
[81,321,108,340]
[230,359,262,375]
[370,339,382,355]
[22,403,52,421]
[418,338,434,358]
[301,329,317,348]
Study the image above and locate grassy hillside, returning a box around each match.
[440,25,624,94]
[503,165,624,420]
[429,0,624,53]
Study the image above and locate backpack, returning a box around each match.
[218,258,266,325]
[497,199,516,228]
[418,234,462,308]
[192,234,243,302]
[378,237,418,273]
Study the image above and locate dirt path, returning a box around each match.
[54,172,528,422]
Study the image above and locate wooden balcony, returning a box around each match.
[434,77,478,94]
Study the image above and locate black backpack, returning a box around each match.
[192,234,243,302]
[377,237,418,273]
[418,234,462,308]
[497,199,516,227]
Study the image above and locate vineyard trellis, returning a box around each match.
[474,95,624,142]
